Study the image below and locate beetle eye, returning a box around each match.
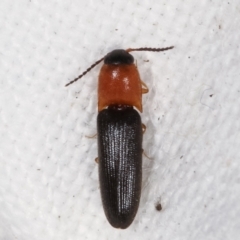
[104,49,134,65]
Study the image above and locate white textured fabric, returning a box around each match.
[0,0,239,239]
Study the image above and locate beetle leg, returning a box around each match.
[141,81,149,94]
[142,123,146,134]
[85,133,97,138]
[142,150,152,160]
[141,124,151,159]
[95,157,99,163]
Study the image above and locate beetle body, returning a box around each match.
[65,46,174,229]
[97,50,143,229]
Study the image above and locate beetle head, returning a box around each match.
[104,49,134,65]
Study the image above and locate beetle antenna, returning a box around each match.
[126,46,174,53]
[65,57,104,87]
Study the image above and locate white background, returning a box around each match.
[0,0,239,239]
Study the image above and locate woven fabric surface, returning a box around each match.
[0,0,239,239]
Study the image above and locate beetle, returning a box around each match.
[65,46,174,229]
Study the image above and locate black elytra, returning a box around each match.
[97,106,142,229]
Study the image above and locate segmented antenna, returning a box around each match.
[126,46,174,52]
[65,57,104,87]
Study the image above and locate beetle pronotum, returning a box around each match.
[66,46,174,229]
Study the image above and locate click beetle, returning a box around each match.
[65,46,174,229]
